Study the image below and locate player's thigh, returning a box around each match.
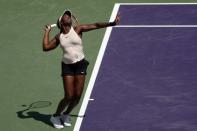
[74,75,86,96]
[62,75,75,98]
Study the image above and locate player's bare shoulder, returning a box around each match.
[74,25,83,37]
[74,25,82,34]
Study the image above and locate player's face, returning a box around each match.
[61,14,72,27]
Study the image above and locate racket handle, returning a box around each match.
[50,24,57,28]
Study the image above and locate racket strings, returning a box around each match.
[71,14,79,27]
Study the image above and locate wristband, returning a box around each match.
[109,21,116,26]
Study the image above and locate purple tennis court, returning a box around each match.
[79,4,197,131]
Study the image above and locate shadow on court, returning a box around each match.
[16,101,85,128]
[16,101,53,127]
[16,110,53,127]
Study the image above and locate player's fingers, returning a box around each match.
[45,24,51,31]
[115,15,120,25]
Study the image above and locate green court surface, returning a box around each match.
[0,0,197,131]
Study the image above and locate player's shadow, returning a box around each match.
[16,109,53,127]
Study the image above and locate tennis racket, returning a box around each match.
[71,14,79,27]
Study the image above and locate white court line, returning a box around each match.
[115,25,197,28]
[73,3,120,131]
[117,3,197,5]
[89,98,94,101]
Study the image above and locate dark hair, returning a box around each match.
[63,11,71,17]
[57,19,61,29]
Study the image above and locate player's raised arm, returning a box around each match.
[75,13,120,33]
[42,25,60,51]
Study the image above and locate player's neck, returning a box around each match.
[62,26,71,34]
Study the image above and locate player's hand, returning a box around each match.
[45,24,51,32]
[114,12,120,25]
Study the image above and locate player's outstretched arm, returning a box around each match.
[75,13,120,33]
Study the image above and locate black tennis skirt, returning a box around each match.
[61,59,89,76]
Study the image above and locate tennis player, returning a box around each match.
[42,10,120,129]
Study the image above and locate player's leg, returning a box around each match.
[50,75,74,128]
[55,75,75,115]
[61,75,85,127]
[63,75,85,115]
[50,62,75,128]
[74,75,86,105]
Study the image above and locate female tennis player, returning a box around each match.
[42,10,120,129]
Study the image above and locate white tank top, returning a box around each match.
[59,27,85,64]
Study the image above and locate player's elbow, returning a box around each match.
[94,23,100,28]
[42,45,50,52]
[43,48,48,52]
[43,48,50,52]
